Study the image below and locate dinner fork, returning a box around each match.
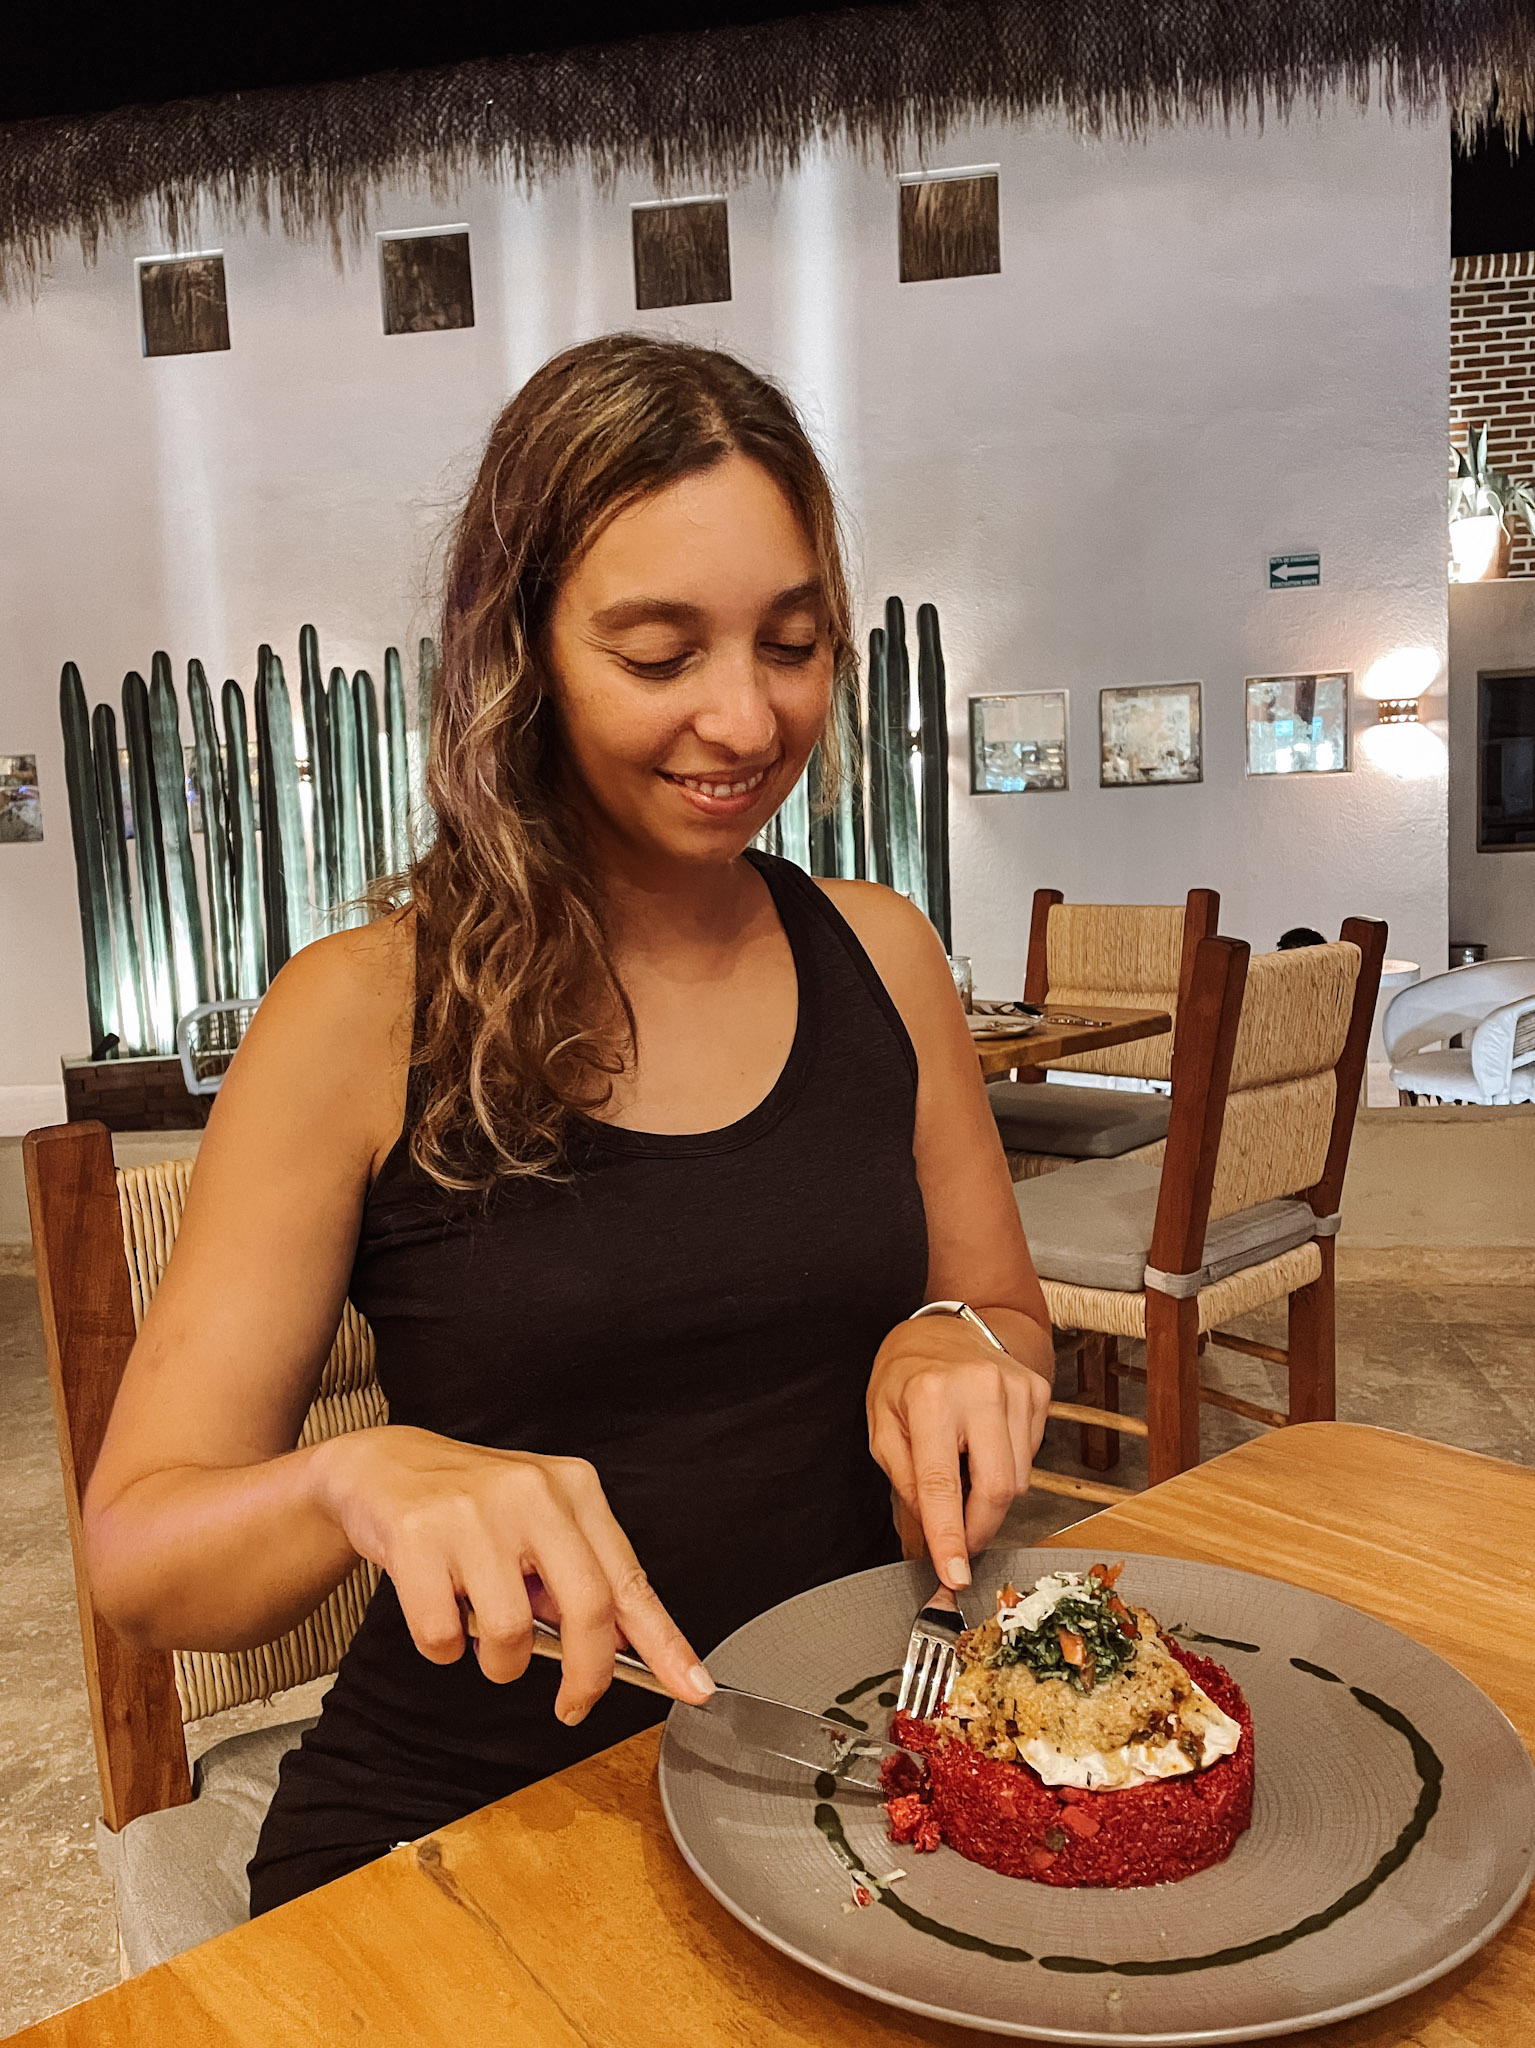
[895,1584,966,1720]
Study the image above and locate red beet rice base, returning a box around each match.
[884,1645,1254,1888]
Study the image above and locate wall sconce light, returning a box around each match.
[1372,697,1421,724]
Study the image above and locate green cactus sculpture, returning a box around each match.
[188,662,236,1001]
[352,669,386,883]
[327,665,366,920]
[299,625,337,925]
[882,597,925,906]
[54,627,453,1061]
[59,662,115,1055]
[122,671,176,1052]
[90,702,149,1052]
[149,653,208,1022]
[915,604,952,952]
[384,647,410,874]
[222,680,267,997]
[775,601,950,948]
[255,651,312,973]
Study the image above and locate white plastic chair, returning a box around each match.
[1384,959,1535,1104]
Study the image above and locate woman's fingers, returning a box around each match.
[904,1389,972,1590]
[454,1547,536,1686]
[531,1526,625,1725]
[555,1460,714,1706]
[961,1387,1019,1557]
[389,1551,470,1667]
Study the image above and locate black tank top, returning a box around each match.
[249,853,928,1912]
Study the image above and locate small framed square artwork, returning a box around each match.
[899,170,1001,283]
[1099,682,1202,787]
[0,755,41,842]
[632,198,732,310]
[1245,673,1350,775]
[379,228,475,335]
[969,692,1068,793]
[137,253,230,358]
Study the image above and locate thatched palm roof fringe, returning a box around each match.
[2,0,1531,289]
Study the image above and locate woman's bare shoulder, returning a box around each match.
[813,879,951,1005]
[211,911,416,1177]
[257,910,416,1034]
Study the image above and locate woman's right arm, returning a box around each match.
[82,920,712,1724]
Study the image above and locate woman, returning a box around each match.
[83,335,1055,1911]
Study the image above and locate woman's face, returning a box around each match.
[545,452,835,866]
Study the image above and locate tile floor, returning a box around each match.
[0,1273,1530,2033]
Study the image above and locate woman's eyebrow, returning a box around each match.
[766,579,824,613]
[589,581,824,634]
[590,597,703,632]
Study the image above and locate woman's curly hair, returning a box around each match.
[397,334,857,1191]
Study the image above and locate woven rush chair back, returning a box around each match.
[1204,943,1361,1224]
[117,1157,385,1722]
[25,1121,384,1833]
[1024,888,1219,1082]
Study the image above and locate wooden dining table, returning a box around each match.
[971,1003,1172,1081]
[11,1422,1533,2048]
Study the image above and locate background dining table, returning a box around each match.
[971,1003,1172,1081]
[9,1421,1532,2048]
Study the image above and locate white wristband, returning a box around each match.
[908,1299,1009,1354]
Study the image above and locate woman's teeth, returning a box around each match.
[670,768,768,797]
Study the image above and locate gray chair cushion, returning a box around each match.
[96,1717,315,1974]
[1014,1156,1317,1294]
[989,1081,1171,1159]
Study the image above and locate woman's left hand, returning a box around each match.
[867,1313,1053,1593]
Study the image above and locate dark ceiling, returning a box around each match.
[3,6,1529,254]
[0,5,866,125]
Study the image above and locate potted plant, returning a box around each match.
[1449,426,1535,581]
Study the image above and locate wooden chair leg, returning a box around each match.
[1076,1336,1120,1470]
[1145,1293,1201,1485]
[1287,1236,1337,1424]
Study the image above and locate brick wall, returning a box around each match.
[1451,250,1535,577]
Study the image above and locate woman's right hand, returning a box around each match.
[313,1426,714,1724]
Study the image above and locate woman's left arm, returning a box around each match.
[822,882,1056,1593]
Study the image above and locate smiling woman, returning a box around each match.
[78,333,1055,1920]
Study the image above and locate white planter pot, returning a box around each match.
[1450,514,1512,582]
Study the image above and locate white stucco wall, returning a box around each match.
[1448,579,1535,960]
[0,100,1450,1109]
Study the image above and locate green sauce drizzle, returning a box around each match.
[816,1648,1445,1979]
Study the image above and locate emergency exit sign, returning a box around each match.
[1269,551,1321,588]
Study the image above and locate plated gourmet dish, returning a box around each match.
[884,1563,1254,1887]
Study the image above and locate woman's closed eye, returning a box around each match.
[618,636,819,680]
[762,637,819,665]
[622,651,694,680]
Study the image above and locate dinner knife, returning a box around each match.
[476,1614,917,1793]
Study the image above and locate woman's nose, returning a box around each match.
[691,656,779,759]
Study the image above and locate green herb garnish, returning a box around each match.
[989,1572,1139,1695]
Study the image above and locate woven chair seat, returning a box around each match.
[1014,1155,1317,1294]
[988,1080,1170,1159]
[1042,1241,1325,1341]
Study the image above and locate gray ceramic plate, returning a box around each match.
[658,1549,1535,2044]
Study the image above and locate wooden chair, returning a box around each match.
[991,888,1220,1179]
[1015,918,1386,1492]
[23,1120,383,1974]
